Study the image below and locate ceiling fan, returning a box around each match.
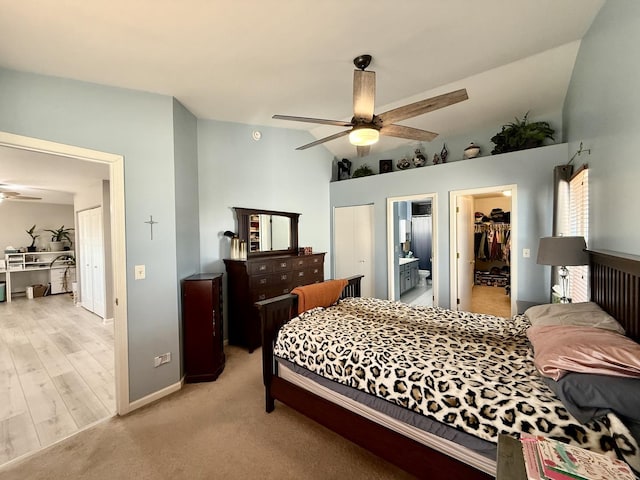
[273,54,469,157]
[0,186,42,202]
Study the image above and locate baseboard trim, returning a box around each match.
[127,380,182,413]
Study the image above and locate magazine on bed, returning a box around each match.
[520,433,635,480]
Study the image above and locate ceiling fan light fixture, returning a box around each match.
[349,126,379,146]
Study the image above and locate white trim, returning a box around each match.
[128,380,182,412]
[449,184,517,315]
[0,131,131,415]
[386,193,438,304]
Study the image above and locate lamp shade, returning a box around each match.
[349,126,379,146]
[537,236,588,266]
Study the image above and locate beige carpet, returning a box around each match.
[470,285,512,318]
[0,346,413,480]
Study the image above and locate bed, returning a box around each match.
[256,250,640,479]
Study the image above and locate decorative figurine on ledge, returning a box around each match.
[440,144,449,163]
[337,158,352,180]
[432,153,441,165]
[412,148,427,167]
[464,142,481,159]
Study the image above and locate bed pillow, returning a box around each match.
[524,302,625,334]
[527,325,640,380]
[542,373,640,423]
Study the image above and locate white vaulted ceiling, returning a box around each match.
[0,0,605,161]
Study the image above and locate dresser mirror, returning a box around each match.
[233,207,300,257]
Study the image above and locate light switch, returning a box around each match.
[523,248,531,258]
[134,264,146,280]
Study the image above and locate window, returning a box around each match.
[568,166,589,302]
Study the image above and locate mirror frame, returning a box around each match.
[233,207,300,258]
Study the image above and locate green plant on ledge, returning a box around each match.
[351,164,374,178]
[45,225,74,245]
[490,112,555,155]
[26,224,39,251]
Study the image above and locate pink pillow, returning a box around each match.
[527,325,640,381]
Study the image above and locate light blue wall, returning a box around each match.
[0,68,181,401]
[172,98,200,377]
[330,143,569,306]
[196,120,334,336]
[563,0,640,255]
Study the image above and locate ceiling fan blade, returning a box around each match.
[273,115,352,127]
[295,130,350,150]
[0,191,20,197]
[356,146,371,157]
[353,70,375,122]
[380,124,438,142]
[13,196,42,200]
[378,88,468,125]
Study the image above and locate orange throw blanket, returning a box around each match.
[291,279,348,315]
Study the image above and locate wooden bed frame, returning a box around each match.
[256,250,640,479]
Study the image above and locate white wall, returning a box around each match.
[563,0,640,255]
[0,201,74,251]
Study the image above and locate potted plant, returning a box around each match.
[351,164,374,178]
[25,224,39,252]
[490,112,555,155]
[45,225,74,251]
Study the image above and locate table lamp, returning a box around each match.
[537,236,588,303]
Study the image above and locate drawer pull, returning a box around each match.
[260,278,267,284]
[259,265,267,271]
[281,274,287,280]
[258,294,266,300]
[298,271,304,277]
[313,268,319,274]
[280,262,287,268]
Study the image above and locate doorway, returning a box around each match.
[450,185,516,317]
[0,132,129,463]
[387,193,437,305]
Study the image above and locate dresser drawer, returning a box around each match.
[251,285,291,302]
[291,267,323,286]
[250,271,292,289]
[292,254,324,269]
[249,261,273,275]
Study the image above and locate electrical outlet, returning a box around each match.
[154,352,171,367]
[134,264,146,280]
[523,248,531,258]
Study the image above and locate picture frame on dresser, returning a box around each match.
[224,207,325,352]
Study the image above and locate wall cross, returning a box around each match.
[145,215,158,240]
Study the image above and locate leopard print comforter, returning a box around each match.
[274,297,640,469]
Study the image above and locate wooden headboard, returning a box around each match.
[589,250,640,341]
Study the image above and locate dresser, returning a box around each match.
[224,253,325,352]
[181,273,225,382]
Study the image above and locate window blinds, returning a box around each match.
[568,167,589,303]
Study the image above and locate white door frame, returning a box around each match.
[0,131,130,415]
[386,193,438,303]
[449,184,517,315]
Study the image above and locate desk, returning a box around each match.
[3,251,75,302]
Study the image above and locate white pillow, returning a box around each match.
[524,302,625,335]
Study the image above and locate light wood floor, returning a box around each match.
[470,284,512,317]
[0,293,115,466]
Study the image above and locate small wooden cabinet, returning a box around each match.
[182,273,225,382]
[224,253,325,352]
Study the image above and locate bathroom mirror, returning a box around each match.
[233,207,300,257]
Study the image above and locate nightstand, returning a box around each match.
[496,434,527,480]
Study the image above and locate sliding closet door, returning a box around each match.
[78,207,106,318]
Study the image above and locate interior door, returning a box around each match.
[78,207,106,318]
[334,205,374,297]
[456,196,474,311]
